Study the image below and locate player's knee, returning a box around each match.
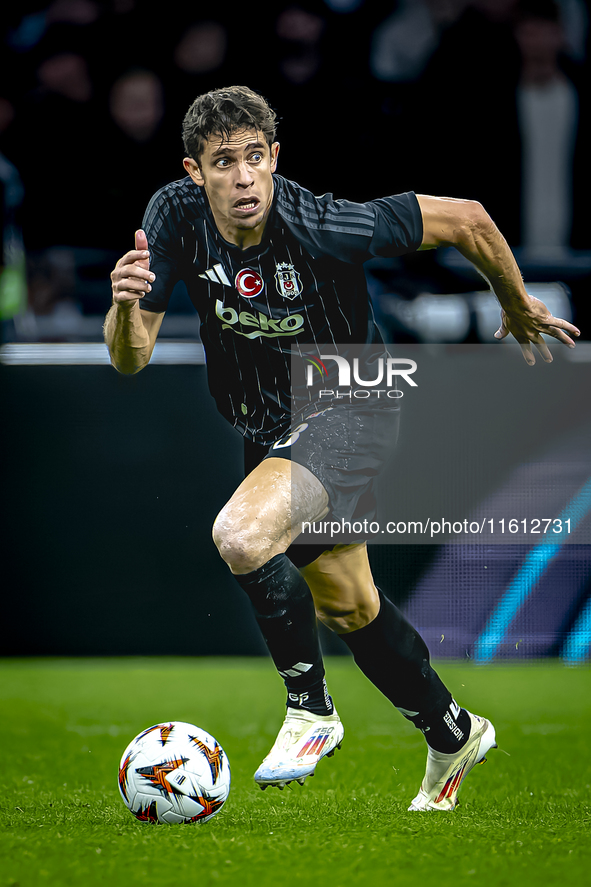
[212,518,256,573]
[212,511,277,574]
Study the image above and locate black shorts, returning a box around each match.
[243,402,401,566]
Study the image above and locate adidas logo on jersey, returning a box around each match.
[199,263,231,286]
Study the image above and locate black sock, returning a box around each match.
[233,553,333,716]
[340,589,470,752]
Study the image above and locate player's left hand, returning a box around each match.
[494,295,580,365]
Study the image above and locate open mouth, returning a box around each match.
[234,197,260,213]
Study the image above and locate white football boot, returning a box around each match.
[408,711,497,811]
[254,707,344,789]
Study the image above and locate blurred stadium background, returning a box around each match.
[2,0,590,662]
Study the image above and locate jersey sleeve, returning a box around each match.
[139,185,184,313]
[274,176,423,264]
[369,193,423,257]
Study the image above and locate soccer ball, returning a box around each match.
[118,721,231,824]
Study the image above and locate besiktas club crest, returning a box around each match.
[275,262,302,300]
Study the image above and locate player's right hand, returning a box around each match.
[110,229,155,305]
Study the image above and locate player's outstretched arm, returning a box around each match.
[415,195,580,365]
[104,229,164,374]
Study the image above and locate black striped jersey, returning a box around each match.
[141,173,423,444]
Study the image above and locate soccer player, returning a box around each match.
[104,86,579,811]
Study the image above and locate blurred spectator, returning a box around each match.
[104,68,179,250]
[167,21,230,124]
[6,1,101,53]
[37,49,93,102]
[18,43,99,252]
[0,98,27,339]
[109,68,164,144]
[322,0,365,10]
[0,98,15,138]
[515,1,580,256]
[371,0,468,84]
[46,0,101,25]
[264,4,354,195]
[558,0,589,62]
[381,0,523,223]
[398,0,590,234]
[173,21,227,76]
[275,4,326,85]
[14,19,109,320]
[469,0,519,22]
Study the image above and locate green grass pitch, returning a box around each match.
[1,657,590,887]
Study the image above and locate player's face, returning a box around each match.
[183,129,279,249]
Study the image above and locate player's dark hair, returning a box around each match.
[182,86,278,165]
